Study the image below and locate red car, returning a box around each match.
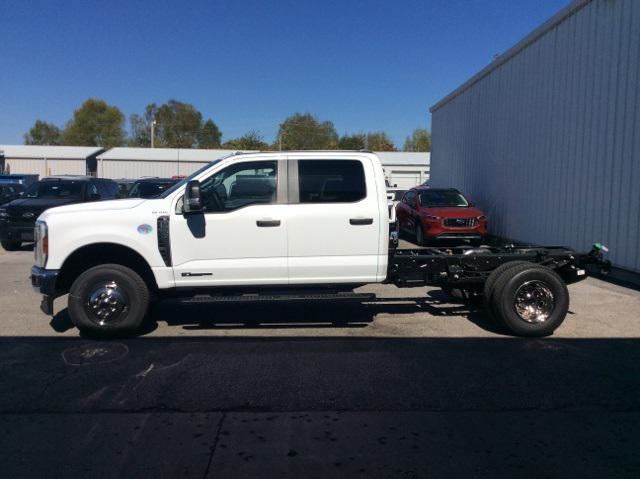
[396,187,487,245]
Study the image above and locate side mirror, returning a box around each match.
[183,180,203,213]
[468,202,474,207]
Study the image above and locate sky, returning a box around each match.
[0,0,569,146]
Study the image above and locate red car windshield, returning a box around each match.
[420,190,468,207]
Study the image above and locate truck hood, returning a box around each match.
[41,198,146,217]
[423,206,485,218]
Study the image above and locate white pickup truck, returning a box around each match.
[30,151,609,337]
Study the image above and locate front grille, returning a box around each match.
[157,216,172,266]
[443,217,478,228]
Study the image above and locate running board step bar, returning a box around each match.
[179,292,375,304]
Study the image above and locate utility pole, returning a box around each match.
[151,119,157,148]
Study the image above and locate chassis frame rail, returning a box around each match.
[387,244,610,288]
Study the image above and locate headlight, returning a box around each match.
[0,208,7,218]
[34,220,48,268]
[424,215,441,221]
[478,215,487,221]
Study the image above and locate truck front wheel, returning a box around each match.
[68,264,150,337]
[491,264,569,337]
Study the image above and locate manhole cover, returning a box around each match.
[62,342,128,366]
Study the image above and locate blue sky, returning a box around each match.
[1,0,568,146]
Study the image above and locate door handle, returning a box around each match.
[349,218,373,225]
[256,219,281,227]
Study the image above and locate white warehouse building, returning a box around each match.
[429,0,639,273]
[97,148,430,187]
[0,145,104,177]
[96,148,243,178]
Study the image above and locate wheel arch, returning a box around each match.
[57,242,158,296]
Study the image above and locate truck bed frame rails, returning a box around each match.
[387,243,611,288]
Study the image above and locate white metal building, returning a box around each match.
[97,148,430,187]
[96,148,244,178]
[429,0,639,273]
[378,152,430,188]
[0,145,104,177]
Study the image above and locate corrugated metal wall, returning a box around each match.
[6,158,87,176]
[100,160,180,179]
[430,0,640,272]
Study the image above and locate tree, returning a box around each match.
[338,133,366,150]
[198,119,222,149]
[62,98,125,148]
[24,120,62,145]
[365,131,396,151]
[276,113,338,150]
[222,130,270,150]
[129,100,221,148]
[403,128,431,152]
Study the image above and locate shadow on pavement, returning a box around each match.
[0,335,638,477]
[49,290,504,336]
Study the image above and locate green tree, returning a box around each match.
[198,119,222,148]
[129,100,221,148]
[24,120,62,145]
[276,113,338,150]
[222,130,270,150]
[403,128,431,152]
[365,131,396,151]
[128,104,157,147]
[338,133,366,150]
[62,98,125,147]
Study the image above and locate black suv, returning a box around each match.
[127,177,180,199]
[0,184,25,206]
[0,176,118,251]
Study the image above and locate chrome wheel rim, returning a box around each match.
[514,280,555,323]
[85,281,129,326]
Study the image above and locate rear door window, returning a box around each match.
[298,160,366,203]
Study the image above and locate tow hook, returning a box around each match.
[589,243,612,276]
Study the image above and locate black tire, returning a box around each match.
[1,239,22,251]
[491,264,569,337]
[415,223,426,246]
[483,260,532,306]
[68,264,150,337]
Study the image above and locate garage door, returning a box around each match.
[389,171,422,189]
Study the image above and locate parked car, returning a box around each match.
[396,187,487,245]
[114,178,137,198]
[0,174,39,188]
[127,177,180,199]
[0,176,118,251]
[0,184,25,206]
[29,152,608,339]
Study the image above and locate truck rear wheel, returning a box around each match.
[1,239,22,251]
[490,264,569,337]
[68,264,150,337]
[483,260,532,307]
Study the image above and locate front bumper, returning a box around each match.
[0,224,34,242]
[31,266,59,315]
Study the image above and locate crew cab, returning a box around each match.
[30,152,609,338]
[0,176,118,251]
[396,187,487,245]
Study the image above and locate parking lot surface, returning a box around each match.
[1,245,639,477]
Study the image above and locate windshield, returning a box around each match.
[129,181,178,199]
[159,160,222,198]
[420,190,469,207]
[24,181,84,199]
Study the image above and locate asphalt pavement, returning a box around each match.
[1,245,639,478]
